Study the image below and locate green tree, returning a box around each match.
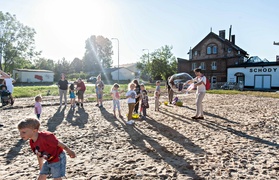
[70,57,83,73]
[82,35,113,73]
[34,57,55,71]
[137,45,177,81]
[0,11,40,72]
[53,58,71,81]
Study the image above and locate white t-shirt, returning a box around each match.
[126,90,136,103]
[5,78,14,93]
[194,76,206,93]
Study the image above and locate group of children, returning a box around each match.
[111,80,161,125]
[19,79,162,179]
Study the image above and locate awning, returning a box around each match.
[234,72,245,76]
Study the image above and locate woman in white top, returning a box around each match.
[191,68,207,119]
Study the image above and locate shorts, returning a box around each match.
[77,91,84,99]
[97,93,103,100]
[40,151,66,178]
[113,99,120,110]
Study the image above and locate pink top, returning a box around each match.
[35,102,42,114]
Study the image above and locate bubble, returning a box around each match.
[168,73,194,93]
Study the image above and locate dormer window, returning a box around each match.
[207,44,218,55]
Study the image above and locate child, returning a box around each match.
[18,118,76,179]
[139,83,146,116]
[155,80,161,106]
[34,95,42,120]
[110,83,122,118]
[125,82,137,125]
[97,83,103,108]
[155,80,161,95]
[154,91,160,111]
[0,84,11,106]
[141,90,149,120]
[95,74,104,107]
[69,83,76,109]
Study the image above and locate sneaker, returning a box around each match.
[126,120,135,125]
[95,104,99,106]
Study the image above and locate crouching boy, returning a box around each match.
[18,118,76,180]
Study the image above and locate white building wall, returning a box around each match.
[14,70,54,82]
[228,66,279,88]
[111,68,135,81]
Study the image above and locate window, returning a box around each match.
[211,61,217,70]
[207,44,218,54]
[207,47,211,54]
[228,47,232,53]
[200,62,205,70]
[213,46,217,54]
[192,63,196,70]
[194,51,198,56]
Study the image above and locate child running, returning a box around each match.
[34,95,42,120]
[110,83,122,118]
[125,82,137,125]
[69,83,76,109]
[18,118,76,179]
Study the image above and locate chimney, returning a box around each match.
[219,30,225,39]
[229,25,232,42]
[231,35,235,44]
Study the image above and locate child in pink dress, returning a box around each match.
[34,95,42,120]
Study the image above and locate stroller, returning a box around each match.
[0,84,11,106]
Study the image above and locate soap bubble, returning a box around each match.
[169,73,194,93]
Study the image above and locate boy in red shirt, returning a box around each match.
[18,118,76,179]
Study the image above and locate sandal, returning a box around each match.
[191,116,198,119]
[197,116,204,119]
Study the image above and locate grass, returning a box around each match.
[12,84,279,99]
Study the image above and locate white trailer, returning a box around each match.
[13,69,54,83]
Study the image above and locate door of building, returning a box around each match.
[254,75,271,89]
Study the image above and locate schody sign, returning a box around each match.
[249,68,277,73]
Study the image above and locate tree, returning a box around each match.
[137,45,177,81]
[82,35,113,73]
[53,58,71,81]
[34,57,55,71]
[70,57,83,73]
[0,11,41,72]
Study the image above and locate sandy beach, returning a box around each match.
[0,93,279,179]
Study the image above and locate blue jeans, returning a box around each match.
[40,151,66,178]
[113,99,120,110]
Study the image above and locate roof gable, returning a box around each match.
[192,32,247,55]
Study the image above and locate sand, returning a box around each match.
[0,93,279,180]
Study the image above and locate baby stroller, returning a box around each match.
[0,84,11,106]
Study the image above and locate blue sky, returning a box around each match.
[1,0,278,66]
